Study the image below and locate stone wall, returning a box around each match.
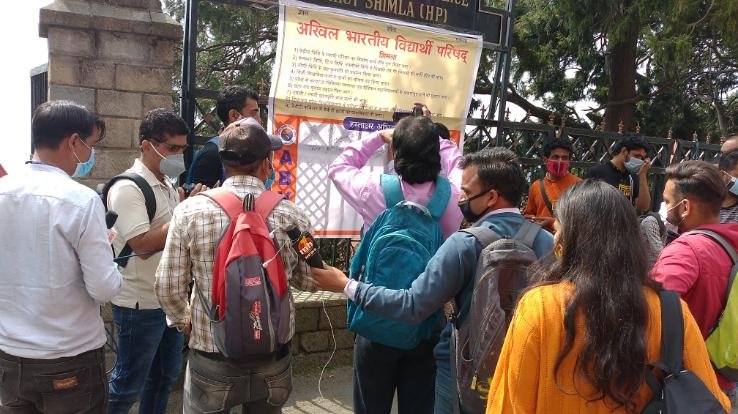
[291,291,354,373]
[102,291,354,374]
[39,0,182,188]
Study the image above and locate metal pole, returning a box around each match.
[494,0,516,147]
[488,51,504,121]
[181,0,199,172]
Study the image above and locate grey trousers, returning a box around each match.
[183,348,292,414]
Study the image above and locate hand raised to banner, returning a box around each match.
[379,129,394,144]
[414,103,432,118]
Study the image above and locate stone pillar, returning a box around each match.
[39,0,182,188]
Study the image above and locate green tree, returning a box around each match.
[164,0,737,140]
[164,0,278,135]
[506,0,738,138]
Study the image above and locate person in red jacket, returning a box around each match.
[651,160,738,402]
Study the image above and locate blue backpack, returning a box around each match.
[347,174,451,349]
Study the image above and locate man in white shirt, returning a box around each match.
[0,100,122,412]
[106,109,206,413]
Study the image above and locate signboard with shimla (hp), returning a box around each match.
[268,0,483,237]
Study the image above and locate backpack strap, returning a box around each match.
[460,226,501,247]
[687,230,738,264]
[647,212,667,238]
[684,229,738,333]
[513,220,541,249]
[102,172,156,222]
[646,290,684,398]
[192,277,217,321]
[538,179,554,215]
[427,176,451,220]
[102,172,157,267]
[381,174,405,209]
[201,187,244,221]
[255,190,285,220]
[646,290,685,395]
[659,290,685,374]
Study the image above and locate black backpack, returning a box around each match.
[642,290,726,413]
[99,173,156,267]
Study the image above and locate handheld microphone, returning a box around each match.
[105,211,118,229]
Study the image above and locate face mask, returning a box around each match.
[545,159,570,178]
[264,165,275,189]
[665,199,685,232]
[72,139,96,177]
[152,144,186,179]
[725,174,738,197]
[624,157,644,174]
[458,190,490,223]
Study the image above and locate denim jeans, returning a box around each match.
[0,347,107,413]
[183,347,292,414]
[353,335,437,414]
[108,305,184,414]
[433,357,458,414]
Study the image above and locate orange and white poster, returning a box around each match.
[268,0,482,237]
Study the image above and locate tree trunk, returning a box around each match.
[714,98,728,140]
[604,20,639,133]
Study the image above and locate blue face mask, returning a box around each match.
[72,139,96,177]
[727,175,738,197]
[264,165,275,189]
[624,157,644,174]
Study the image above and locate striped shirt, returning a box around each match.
[155,175,316,352]
[720,203,738,224]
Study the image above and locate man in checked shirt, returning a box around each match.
[155,118,316,413]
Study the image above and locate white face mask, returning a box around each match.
[151,144,186,179]
[659,202,679,234]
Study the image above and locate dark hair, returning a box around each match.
[665,160,726,216]
[434,122,451,140]
[719,150,738,172]
[540,179,660,412]
[460,147,525,206]
[218,124,270,175]
[543,138,573,158]
[216,86,259,125]
[31,100,97,150]
[139,109,189,145]
[612,135,651,156]
[392,116,441,184]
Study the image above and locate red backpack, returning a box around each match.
[194,188,291,359]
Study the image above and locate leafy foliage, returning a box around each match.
[165,0,738,139]
[510,0,738,138]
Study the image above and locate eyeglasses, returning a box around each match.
[151,140,188,152]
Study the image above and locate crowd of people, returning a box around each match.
[0,87,737,414]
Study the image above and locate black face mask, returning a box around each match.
[458,190,490,223]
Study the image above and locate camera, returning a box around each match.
[392,104,424,123]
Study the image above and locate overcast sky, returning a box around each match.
[0,1,49,173]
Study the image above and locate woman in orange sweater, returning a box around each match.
[486,180,730,413]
